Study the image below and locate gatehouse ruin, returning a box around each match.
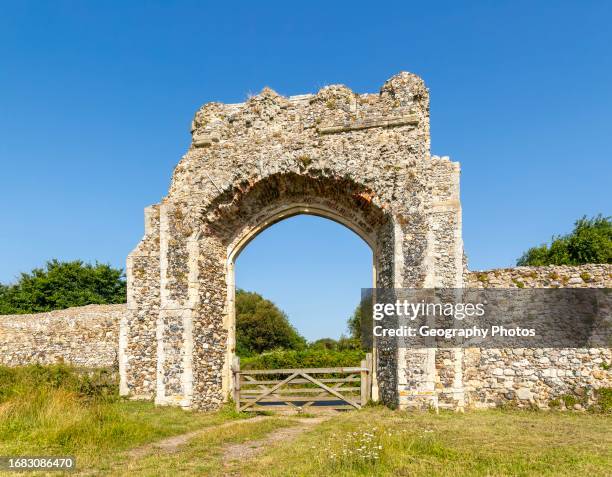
[120,72,466,410]
[3,72,606,411]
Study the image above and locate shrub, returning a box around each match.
[561,394,578,408]
[240,348,365,370]
[0,260,126,314]
[310,337,363,352]
[595,387,612,413]
[517,215,611,266]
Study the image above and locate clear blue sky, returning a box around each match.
[1,1,610,339]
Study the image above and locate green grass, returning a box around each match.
[0,365,247,472]
[226,408,612,477]
[123,417,297,476]
[1,366,611,476]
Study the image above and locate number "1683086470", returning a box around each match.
[1,456,75,471]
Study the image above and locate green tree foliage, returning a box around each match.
[235,289,307,356]
[0,260,126,314]
[347,303,363,340]
[309,338,338,350]
[310,336,362,351]
[0,284,8,314]
[517,215,612,266]
[346,292,372,350]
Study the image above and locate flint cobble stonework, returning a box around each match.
[464,264,611,409]
[1,265,608,410]
[120,71,610,411]
[467,264,610,289]
[0,304,122,367]
[2,71,608,412]
[122,71,465,410]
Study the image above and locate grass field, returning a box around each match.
[1,366,611,476]
[229,407,612,477]
[0,365,248,473]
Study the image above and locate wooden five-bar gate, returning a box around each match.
[232,353,372,412]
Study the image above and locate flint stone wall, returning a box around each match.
[123,71,465,410]
[5,70,603,412]
[0,304,123,367]
[467,264,610,289]
[122,70,611,411]
[0,264,609,410]
[464,264,611,409]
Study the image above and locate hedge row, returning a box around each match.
[240,348,366,370]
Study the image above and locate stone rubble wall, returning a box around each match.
[121,204,160,399]
[0,304,123,368]
[0,264,609,411]
[124,71,466,410]
[464,264,611,409]
[466,264,610,289]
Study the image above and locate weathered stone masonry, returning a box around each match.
[463,264,611,409]
[2,71,607,412]
[121,72,465,410]
[119,72,611,411]
[1,264,608,410]
[0,304,122,367]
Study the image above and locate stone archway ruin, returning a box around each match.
[119,72,465,411]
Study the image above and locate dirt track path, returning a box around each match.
[128,415,271,459]
[222,416,329,463]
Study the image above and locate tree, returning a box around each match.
[0,284,12,315]
[310,338,339,350]
[347,303,364,340]
[347,291,372,350]
[309,336,362,351]
[235,289,307,356]
[0,260,126,314]
[517,215,612,266]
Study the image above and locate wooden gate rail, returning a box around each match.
[231,354,372,412]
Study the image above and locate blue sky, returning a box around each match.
[1,1,610,339]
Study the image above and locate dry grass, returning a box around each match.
[226,407,612,477]
[1,366,610,476]
[121,417,298,476]
[0,365,248,473]
[100,407,612,476]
